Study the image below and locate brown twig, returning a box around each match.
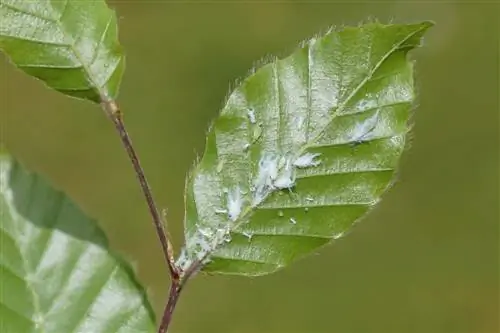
[100,97,178,281]
[158,261,202,333]
[158,280,182,333]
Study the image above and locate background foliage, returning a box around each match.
[1,1,498,332]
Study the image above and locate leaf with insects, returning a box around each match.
[0,0,124,103]
[176,22,433,276]
[0,158,156,332]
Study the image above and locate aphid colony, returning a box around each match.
[251,152,321,207]
[176,108,325,272]
[176,150,322,272]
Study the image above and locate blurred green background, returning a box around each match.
[1,1,498,332]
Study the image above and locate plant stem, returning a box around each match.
[101,97,202,332]
[158,261,201,332]
[158,280,182,333]
[100,97,178,281]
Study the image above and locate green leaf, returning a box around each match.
[0,0,124,103]
[177,22,433,276]
[0,158,155,332]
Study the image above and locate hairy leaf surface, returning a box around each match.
[0,0,124,102]
[177,22,433,276]
[0,159,155,332]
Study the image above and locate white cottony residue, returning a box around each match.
[176,222,233,272]
[252,154,279,205]
[351,110,380,142]
[177,187,249,271]
[273,159,295,189]
[247,108,256,124]
[252,153,299,205]
[227,187,242,221]
[293,153,322,168]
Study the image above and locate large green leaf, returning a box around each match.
[176,22,433,276]
[0,158,155,332]
[0,0,124,102]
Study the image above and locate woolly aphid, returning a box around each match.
[293,153,322,168]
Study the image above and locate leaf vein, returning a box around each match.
[308,134,405,149]
[0,260,25,285]
[296,167,394,179]
[233,231,331,239]
[89,13,113,69]
[305,41,312,143]
[0,34,70,47]
[70,260,119,333]
[212,254,282,266]
[258,203,371,210]
[0,300,35,327]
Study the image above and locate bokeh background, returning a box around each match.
[1,1,498,332]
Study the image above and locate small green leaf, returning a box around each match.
[0,158,155,332]
[177,22,433,276]
[0,0,124,103]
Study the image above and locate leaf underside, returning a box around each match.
[177,22,433,276]
[0,0,124,103]
[0,159,155,333]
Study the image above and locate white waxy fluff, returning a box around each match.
[273,159,295,189]
[227,187,242,221]
[252,154,279,205]
[352,110,380,141]
[293,153,322,168]
[247,108,256,124]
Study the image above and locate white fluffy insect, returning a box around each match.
[290,217,297,224]
[351,110,380,142]
[247,108,256,124]
[273,159,295,189]
[252,154,279,205]
[293,153,322,168]
[274,174,295,189]
[227,188,243,221]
